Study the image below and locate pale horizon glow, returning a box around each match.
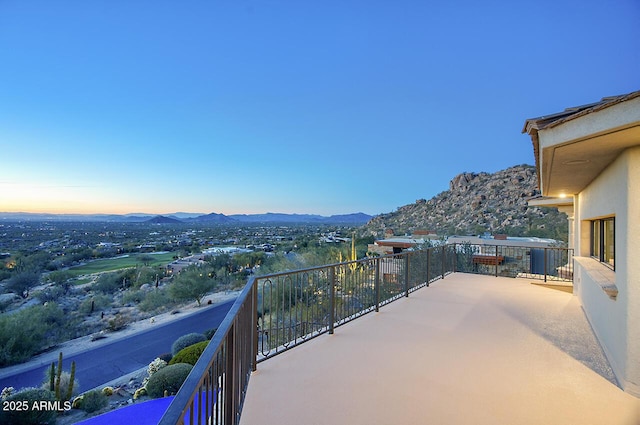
[1,1,638,216]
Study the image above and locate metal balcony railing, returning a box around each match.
[453,244,574,282]
[158,244,573,425]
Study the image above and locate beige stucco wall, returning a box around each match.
[625,146,640,395]
[574,146,640,396]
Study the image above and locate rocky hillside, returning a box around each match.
[363,165,568,242]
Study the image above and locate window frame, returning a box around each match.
[591,217,615,270]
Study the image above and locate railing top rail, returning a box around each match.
[254,248,438,281]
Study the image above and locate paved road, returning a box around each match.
[0,300,235,392]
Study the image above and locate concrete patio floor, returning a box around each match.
[240,273,640,425]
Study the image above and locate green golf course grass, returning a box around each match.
[68,252,177,276]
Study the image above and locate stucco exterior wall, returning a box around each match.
[574,146,640,395]
[624,146,640,395]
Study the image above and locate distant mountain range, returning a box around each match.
[0,211,373,225]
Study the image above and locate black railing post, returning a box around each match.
[329,267,336,335]
[427,247,431,284]
[453,243,457,273]
[441,245,445,279]
[251,280,258,372]
[375,258,380,312]
[544,247,548,282]
[495,245,499,277]
[224,325,235,425]
[571,249,574,284]
[404,253,410,297]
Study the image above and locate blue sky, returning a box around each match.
[1,1,638,216]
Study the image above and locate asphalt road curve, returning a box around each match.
[0,299,235,392]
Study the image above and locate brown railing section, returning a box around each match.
[158,277,257,425]
[453,244,574,282]
[159,244,572,425]
[255,244,457,360]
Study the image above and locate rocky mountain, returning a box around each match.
[363,164,568,242]
[321,212,372,224]
[187,212,237,223]
[228,213,322,223]
[145,215,183,224]
[228,212,372,224]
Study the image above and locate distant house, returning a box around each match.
[137,244,156,253]
[166,254,207,275]
[368,230,440,255]
[523,90,640,396]
[446,234,559,248]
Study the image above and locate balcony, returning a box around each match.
[240,273,639,425]
[159,245,640,425]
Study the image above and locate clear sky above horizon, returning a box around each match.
[1,1,638,216]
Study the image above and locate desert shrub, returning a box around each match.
[35,286,65,303]
[131,266,158,288]
[0,318,42,366]
[147,357,167,376]
[158,352,173,363]
[47,270,74,288]
[79,294,113,315]
[107,313,128,331]
[0,269,12,282]
[0,303,69,366]
[0,297,14,313]
[5,271,41,298]
[169,341,208,366]
[203,327,218,340]
[121,289,144,305]
[168,268,216,306]
[146,363,193,398]
[171,333,206,356]
[38,302,67,327]
[133,387,147,400]
[0,387,57,425]
[71,395,83,409]
[79,389,108,413]
[1,386,15,399]
[139,289,173,312]
[92,272,123,293]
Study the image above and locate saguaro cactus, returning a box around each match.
[65,361,76,401]
[50,351,76,401]
[55,352,63,401]
[49,362,55,392]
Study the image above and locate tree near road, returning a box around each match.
[137,254,154,266]
[47,270,74,293]
[168,267,216,306]
[6,271,41,298]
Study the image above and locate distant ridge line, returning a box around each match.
[0,211,373,224]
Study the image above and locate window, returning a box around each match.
[591,217,615,269]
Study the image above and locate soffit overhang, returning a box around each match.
[527,196,574,216]
[523,92,640,197]
[527,196,573,208]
